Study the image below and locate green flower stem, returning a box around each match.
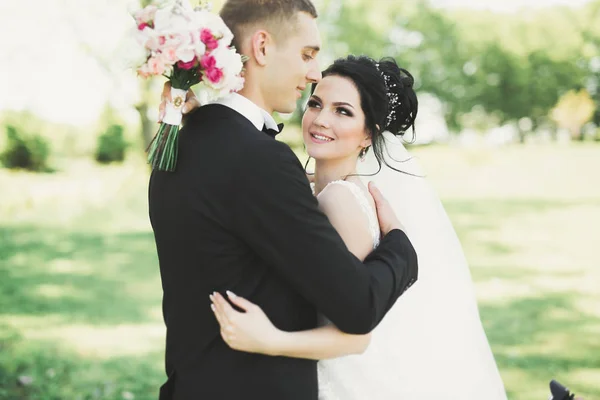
[147,66,203,172]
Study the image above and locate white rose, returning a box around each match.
[117,27,150,69]
[194,40,207,58]
[195,82,222,104]
[176,47,196,63]
[153,7,192,33]
[215,46,243,74]
[195,11,234,45]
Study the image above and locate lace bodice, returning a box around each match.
[319,180,380,249]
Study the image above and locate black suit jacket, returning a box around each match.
[149,104,418,400]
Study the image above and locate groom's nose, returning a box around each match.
[306,61,322,83]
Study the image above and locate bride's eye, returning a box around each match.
[337,107,353,117]
[307,99,321,109]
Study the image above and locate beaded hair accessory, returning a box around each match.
[375,63,400,128]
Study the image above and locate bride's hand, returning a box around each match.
[368,181,405,234]
[210,291,283,356]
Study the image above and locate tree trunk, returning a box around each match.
[517,127,526,144]
[577,127,585,141]
[570,126,584,141]
[136,102,154,148]
[135,80,155,148]
[550,126,558,142]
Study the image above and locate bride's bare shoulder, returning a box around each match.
[320,179,375,209]
[317,181,375,259]
[317,180,358,205]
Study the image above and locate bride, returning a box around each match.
[210,55,507,399]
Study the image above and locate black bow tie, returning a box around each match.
[262,123,285,138]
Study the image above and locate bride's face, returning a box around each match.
[302,75,371,162]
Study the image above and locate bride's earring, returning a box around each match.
[359,147,370,161]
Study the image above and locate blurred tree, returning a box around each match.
[96,124,129,163]
[472,45,584,141]
[0,125,51,172]
[321,0,594,141]
[134,0,156,148]
[318,0,471,131]
[63,0,159,149]
[577,0,600,126]
[398,2,471,132]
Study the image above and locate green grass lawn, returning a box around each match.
[411,143,600,399]
[1,143,599,399]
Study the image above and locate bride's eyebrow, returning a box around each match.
[332,101,355,109]
[310,95,355,109]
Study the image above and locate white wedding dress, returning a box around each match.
[317,132,507,400]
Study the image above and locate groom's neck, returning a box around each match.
[238,86,273,115]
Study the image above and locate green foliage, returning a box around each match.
[320,0,599,136]
[95,124,128,164]
[0,109,95,158]
[0,125,51,171]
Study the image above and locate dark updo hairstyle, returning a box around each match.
[310,55,418,175]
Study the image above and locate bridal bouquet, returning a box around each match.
[130,0,245,171]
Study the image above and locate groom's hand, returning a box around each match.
[369,182,405,235]
[158,82,202,123]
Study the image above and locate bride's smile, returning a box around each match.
[302,75,371,163]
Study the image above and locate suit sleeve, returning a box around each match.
[232,139,418,334]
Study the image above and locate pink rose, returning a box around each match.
[201,54,217,70]
[206,67,224,84]
[161,46,178,64]
[177,58,197,70]
[134,5,157,25]
[137,64,151,78]
[147,57,165,75]
[200,29,219,51]
[145,35,160,51]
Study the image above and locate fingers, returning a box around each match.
[211,292,238,345]
[158,82,172,123]
[182,95,200,114]
[161,81,172,102]
[211,302,226,328]
[159,83,199,122]
[185,88,196,102]
[182,89,200,114]
[158,102,166,123]
[368,181,402,234]
[226,291,256,312]
[368,181,386,210]
[210,293,228,327]
[212,292,237,321]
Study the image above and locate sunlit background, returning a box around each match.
[1,0,599,399]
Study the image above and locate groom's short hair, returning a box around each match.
[220,0,318,50]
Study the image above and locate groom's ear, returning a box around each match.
[250,30,270,67]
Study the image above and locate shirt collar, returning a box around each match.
[212,93,280,132]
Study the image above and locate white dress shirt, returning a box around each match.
[211,93,281,133]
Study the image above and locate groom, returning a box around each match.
[149,0,418,399]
